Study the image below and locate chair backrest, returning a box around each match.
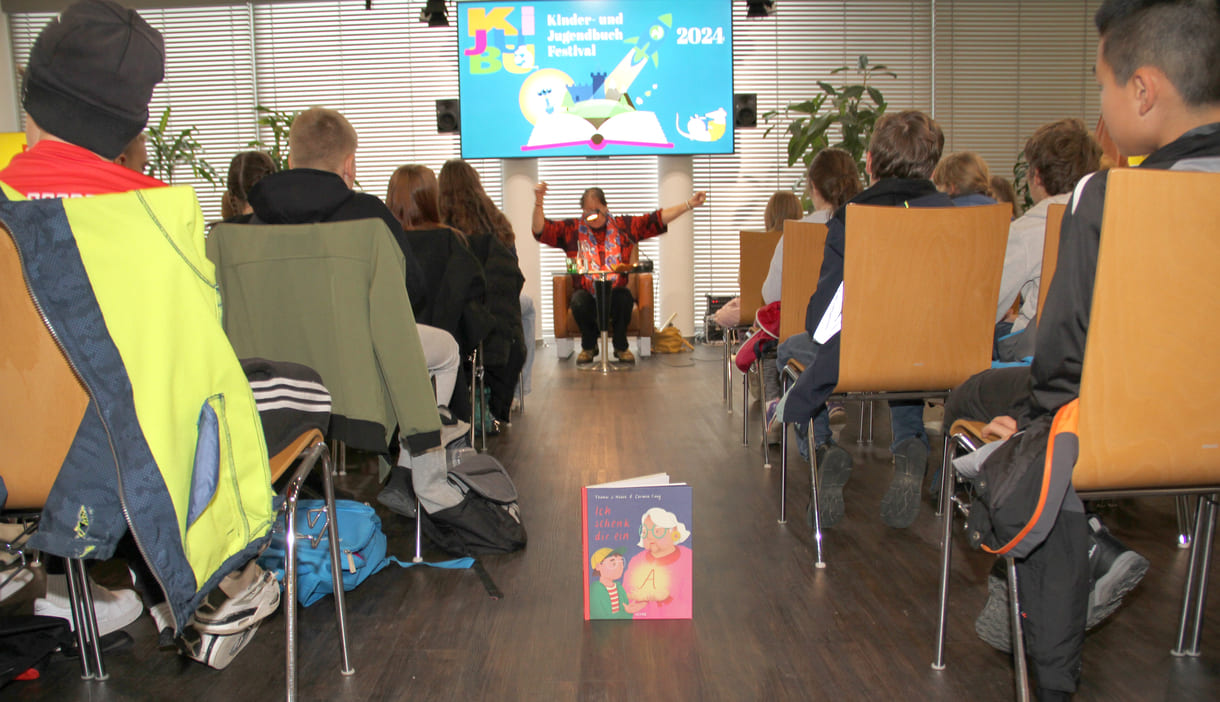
[1036,203,1067,317]
[1072,169,1220,492]
[838,203,1011,392]
[778,220,829,341]
[738,229,783,325]
[0,226,87,509]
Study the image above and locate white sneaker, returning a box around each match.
[193,565,280,635]
[34,574,143,636]
[181,622,262,670]
[0,567,35,602]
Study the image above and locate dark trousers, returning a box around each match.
[570,286,634,352]
[944,365,1088,693]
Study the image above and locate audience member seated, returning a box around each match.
[1,0,277,652]
[932,151,998,206]
[723,190,802,436]
[387,163,491,423]
[942,2,1220,698]
[438,159,527,425]
[220,150,276,222]
[990,174,1019,219]
[113,132,148,174]
[532,182,706,364]
[777,110,952,530]
[244,107,466,440]
[993,118,1102,361]
[764,149,862,434]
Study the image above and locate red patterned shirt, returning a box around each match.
[535,209,666,293]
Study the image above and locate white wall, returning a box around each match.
[0,15,20,131]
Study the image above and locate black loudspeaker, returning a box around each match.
[733,93,757,128]
[436,99,460,133]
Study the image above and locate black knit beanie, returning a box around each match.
[22,0,164,160]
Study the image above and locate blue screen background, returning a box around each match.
[458,0,734,159]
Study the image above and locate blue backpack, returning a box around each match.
[258,499,391,606]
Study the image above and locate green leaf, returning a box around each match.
[857,54,868,70]
[866,87,885,107]
[816,81,836,96]
[841,85,865,100]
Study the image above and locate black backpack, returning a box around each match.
[421,454,526,556]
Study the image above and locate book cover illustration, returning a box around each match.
[581,474,692,620]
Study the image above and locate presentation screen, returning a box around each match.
[457,0,734,159]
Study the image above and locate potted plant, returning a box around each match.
[763,55,896,195]
[247,105,297,172]
[145,107,219,186]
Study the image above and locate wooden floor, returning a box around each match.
[6,344,1220,701]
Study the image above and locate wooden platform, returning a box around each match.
[5,344,1218,701]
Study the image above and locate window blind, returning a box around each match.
[692,1,933,329]
[933,0,1103,191]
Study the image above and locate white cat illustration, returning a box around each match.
[675,107,728,142]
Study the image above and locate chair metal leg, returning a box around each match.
[1174,494,1217,656]
[779,421,788,525]
[856,401,876,445]
[414,497,424,564]
[317,447,355,678]
[722,330,730,405]
[66,557,106,680]
[285,442,355,702]
[469,348,478,447]
[1174,495,1211,656]
[808,420,825,569]
[741,364,750,446]
[1007,557,1032,702]
[932,439,957,670]
[330,439,346,476]
[759,361,772,470]
[1186,495,1217,655]
[477,345,488,451]
[1177,495,1194,549]
[726,330,735,414]
[778,369,794,525]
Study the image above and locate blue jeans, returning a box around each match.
[777,332,928,455]
[777,333,831,454]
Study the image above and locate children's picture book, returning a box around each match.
[581,473,692,621]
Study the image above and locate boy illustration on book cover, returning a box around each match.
[622,507,692,619]
[588,547,638,619]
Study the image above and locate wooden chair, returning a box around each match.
[1035,203,1067,318]
[3,225,353,697]
[728,229,783,441]
[931,169,1220,697]
[1,225,107,680]
[772,221,828,521]
[787,204,1011,564]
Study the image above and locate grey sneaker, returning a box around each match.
[1086,516,1149,628]
[974,561,1013,653]
[881,437,928,528]
[810,443,852,529]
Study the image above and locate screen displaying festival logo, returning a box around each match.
[458,0,733,159]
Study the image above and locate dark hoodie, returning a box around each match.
[247,168,428,312]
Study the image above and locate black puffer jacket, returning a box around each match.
[467,232,525,367]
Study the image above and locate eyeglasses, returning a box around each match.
[640,524,673,539]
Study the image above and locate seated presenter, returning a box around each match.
[532,182,705,363]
